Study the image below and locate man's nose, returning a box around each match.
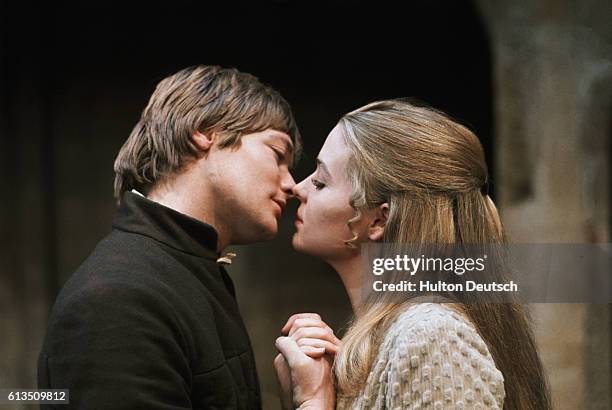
[280,170,296,196]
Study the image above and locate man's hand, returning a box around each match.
[275,336,335,410]
[274,353,295,410]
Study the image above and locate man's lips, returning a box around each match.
[272,199,286,213]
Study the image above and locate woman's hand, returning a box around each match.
[282,313,342,356]
[274,313,341,409]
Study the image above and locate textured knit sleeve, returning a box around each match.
[382,305,505,410]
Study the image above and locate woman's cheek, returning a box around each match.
[313,194,340,223]
[319,198,353,233]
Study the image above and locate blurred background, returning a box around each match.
[0,0,610,409]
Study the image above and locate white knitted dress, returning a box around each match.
[336,303,505,409]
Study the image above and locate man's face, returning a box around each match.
[205,129,295,245]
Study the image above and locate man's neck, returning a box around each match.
[146,175,230,252]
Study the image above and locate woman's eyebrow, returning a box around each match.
[316,158,332,180]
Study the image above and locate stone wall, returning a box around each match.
[476,1,612,408]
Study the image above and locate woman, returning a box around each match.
[274,99,551,409]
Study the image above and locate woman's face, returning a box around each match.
[292,125,370,260]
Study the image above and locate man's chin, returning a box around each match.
[255,220,278,242]
[232,220,277,244]
[259,228,277,241]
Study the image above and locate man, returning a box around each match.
[38,65,300,409]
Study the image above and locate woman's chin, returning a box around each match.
[291,234,314,255]
[291,234,304,252]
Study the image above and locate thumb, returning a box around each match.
[275,336,307,368]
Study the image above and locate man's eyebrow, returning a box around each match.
[270,134,293,167]
[270,133,294,157]
[282,137,294,156]
[316,158,331,179]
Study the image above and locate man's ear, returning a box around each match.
[192,131,215,152]
[368,203,389,242]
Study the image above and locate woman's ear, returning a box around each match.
[368,203,389,242]
[192,131,215,152]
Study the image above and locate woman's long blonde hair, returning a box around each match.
[334,100,550,410]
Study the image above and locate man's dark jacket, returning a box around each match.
[38,192,261,409]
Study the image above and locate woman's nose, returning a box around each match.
[292,178,308,202]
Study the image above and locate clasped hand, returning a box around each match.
[274,313,342,410]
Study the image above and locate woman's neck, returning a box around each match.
[329,255,363,314]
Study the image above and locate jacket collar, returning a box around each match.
[112,191,220,260]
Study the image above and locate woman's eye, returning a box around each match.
[311,178,326,190]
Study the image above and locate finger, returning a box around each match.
[273,353,287,369]
[288,319,341,347]
[281,313,322,334]
[275,336,307,368]
[288,318,331,337]
[299,345,326,358]
[297,338,340,355]
[291,326,342,347]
